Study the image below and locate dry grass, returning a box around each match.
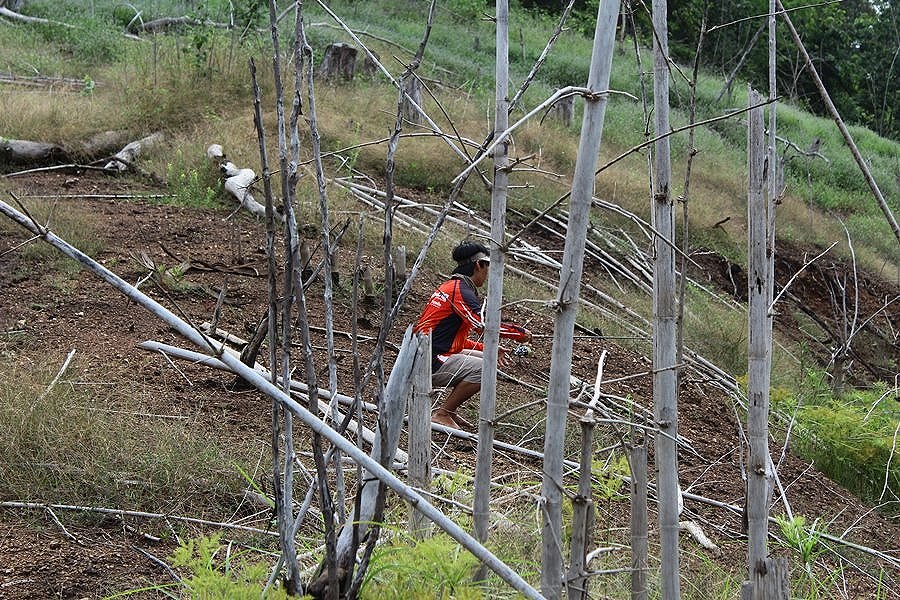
[0,357,250,514]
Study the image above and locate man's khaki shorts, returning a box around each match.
[432,349,483,387]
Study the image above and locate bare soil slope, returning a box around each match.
[0,171,897,598]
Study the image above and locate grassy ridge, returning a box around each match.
[2,0,897,275]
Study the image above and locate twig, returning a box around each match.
[769,241,838,314]
[880,421,900,502]
[133,546,184,585]
[24,349,76,422]
[45,506,84,546]
[453,85,637,183]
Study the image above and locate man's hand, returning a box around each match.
[498,346,511,368]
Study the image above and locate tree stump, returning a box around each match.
[401,77,423,125]
[548,93,575,127]
[318,43,357,80]
[359,50,381,79]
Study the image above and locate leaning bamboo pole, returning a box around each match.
[774,0,900,246]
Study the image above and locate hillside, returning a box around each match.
[0,171,897,598]
[1,1,899,598]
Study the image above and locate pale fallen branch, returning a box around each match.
[678,520,721,555]
[206,144,281,222]
[0,6,75,27]
[104,132,164,172]
[45,506,84,546]
[137,339,408,466]
[128,15,229,35]
[0,73,89,90]
[29,348,76,414]
[1,501,277,536]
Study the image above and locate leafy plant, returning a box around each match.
[591,452,629,501]
[774,514,826,568]
[360,532,481,600]
[771,372,900,508]
[165,150,222,208]
[163,534,295,599]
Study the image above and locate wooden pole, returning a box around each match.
[541,2,620,597]
[651,1,680,597]
[474,0,510,577]
[566,412,596,600]
[408,334,433,539]
[630,444,649,600]
[743,87,784,600]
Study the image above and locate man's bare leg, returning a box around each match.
[432,380,479,429]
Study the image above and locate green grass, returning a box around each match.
[771,371,900,510]
[0,358,251,515]
[1,200,105,287]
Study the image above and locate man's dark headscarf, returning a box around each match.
[451,241,490,276]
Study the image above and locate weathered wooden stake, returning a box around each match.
[361,264,376,304]
[392,244,407,288]
[630,444,649,600]
[566,412,596,600]
[401,77,423,125]
[407,333,433,539]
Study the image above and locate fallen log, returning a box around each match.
[1,131,135,169]
[0,73,89,91]
[0,138,66,165]
[0,6,75,28]
[127,15,229,35]
[104,132,164,171]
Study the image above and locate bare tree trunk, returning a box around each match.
[774,0,900,246]
[767,0,779,389]
[676,6,707,410]
[249,52,300,594]
[651,2,680,598]
[300,9,345,572]
[474,0,509,580]
[743,87,785,600]
[541,2,620,597]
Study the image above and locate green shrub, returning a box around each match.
[772,372,900,507]
[166,534,295,599]
[166,150,223,208]
[360,533,481,599]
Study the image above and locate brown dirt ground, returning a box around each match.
[0,170,898,598]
